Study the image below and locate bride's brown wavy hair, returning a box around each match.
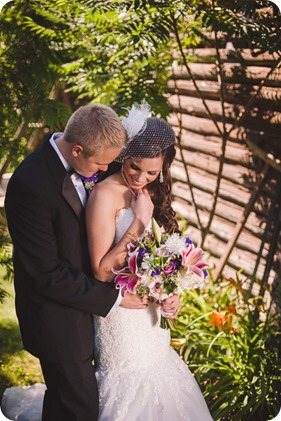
[147,145,179,234]
[102,145,179,234]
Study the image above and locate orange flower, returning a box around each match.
[208,311,228,330]
[227,304,237,315]
[208,309,239,334]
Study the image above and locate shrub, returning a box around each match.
[172,273,281,421]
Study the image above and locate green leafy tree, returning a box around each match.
[0,0,74,296]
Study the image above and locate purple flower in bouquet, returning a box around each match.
[137,248,147,259]
[162,261,177,275]
[173,258,182,270]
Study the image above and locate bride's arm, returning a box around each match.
[86,182,153,282]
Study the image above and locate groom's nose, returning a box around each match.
[98,164,109,171]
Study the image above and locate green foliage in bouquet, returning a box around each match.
[171,273,281,421]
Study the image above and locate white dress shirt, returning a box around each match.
[49,133,87,207]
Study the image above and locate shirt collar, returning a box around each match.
[49,132,72,172]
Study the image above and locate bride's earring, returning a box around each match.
[159,169,164,183]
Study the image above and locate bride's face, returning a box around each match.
[122,156,164,191]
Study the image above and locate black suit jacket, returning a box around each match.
[5,139,119,362]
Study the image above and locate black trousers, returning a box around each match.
[40,356,99,421]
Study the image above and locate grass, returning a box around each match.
[0,276,44,401]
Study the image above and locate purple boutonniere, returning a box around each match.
[80,171,99,191]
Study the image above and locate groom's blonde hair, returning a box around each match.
[64,103,127,156]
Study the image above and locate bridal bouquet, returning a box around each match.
[113,218,209,309]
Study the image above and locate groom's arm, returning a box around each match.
[5,172,118,317]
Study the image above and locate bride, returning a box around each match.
[86,101,213,420]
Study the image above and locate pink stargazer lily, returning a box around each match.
[127,242,138,255]
[181,244,209,278]
[113,252,140,295]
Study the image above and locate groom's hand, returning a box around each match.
[120,292,149,309]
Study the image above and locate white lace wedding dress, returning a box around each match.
[93,207,213,421]
[1,208,213,421]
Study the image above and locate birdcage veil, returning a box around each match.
[115,100,176,162]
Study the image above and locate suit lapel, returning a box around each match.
[62,174,84,219]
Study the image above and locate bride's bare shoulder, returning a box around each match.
[89,173,125,207]
[95,173,122,194]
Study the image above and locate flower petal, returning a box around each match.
[189,265,204,278]
[196,261,209,270]
[128,253,138,273]
[112,266,130,275]
[127,277,139,293]
[188,248,204,264]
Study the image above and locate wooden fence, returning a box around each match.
[167,45,281,300]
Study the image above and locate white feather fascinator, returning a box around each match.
[121,99,151,141]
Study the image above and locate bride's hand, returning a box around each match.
[131,189,154,227]
[120,292,149,310]
[161,293,180,319]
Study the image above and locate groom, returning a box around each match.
[4,104,150,421]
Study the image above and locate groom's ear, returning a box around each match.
[72,145,83,157]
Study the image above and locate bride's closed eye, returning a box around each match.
[130,163,159,176]
[130,163,140,171]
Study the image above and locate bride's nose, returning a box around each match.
[134,172,146,183]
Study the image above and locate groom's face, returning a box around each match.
[72,146,122,177]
